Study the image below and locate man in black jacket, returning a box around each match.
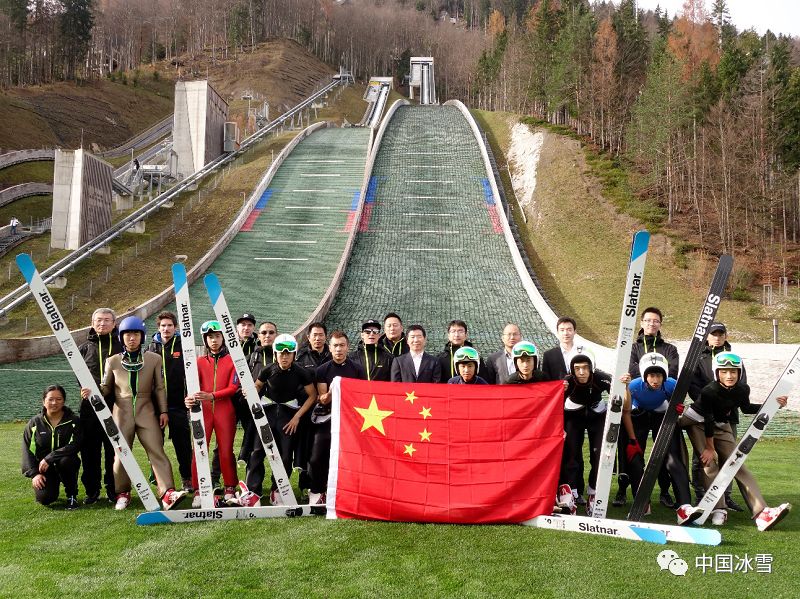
[391,324,442,383]
[379,312,409,356]
[78,308,122,504]
[148,311,191,490]
[350,319,393,381]
[437,320,483,382]
[687,322,746,511]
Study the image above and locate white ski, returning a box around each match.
[203,273,298,505]
[694,347,800,525]
[16,253,161,512]
[172,263,214,509]
[524,514,721,546]
[523,514,666,544]
[136,504,317,525]
[592,231,650,518]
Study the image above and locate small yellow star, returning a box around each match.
[405,391,417,404]
[354,396,394,436]
[419,428,432,442]
[403,443,417,457]
[419,406,432,420]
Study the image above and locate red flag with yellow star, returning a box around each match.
[326,377,564,524]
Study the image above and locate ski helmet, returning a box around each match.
[639,352,668,382]
[712,351,743,382]
[512,340,539,369]
[570,346,596,374]
[273,334,298,354]
[117,316,146,346]
[453,346,480,372]
[200,320,223,349]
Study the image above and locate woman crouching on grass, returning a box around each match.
[21,385,82,510]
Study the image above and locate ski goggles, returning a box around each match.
[201,321,223,334]
[274,339,298,353]
[715,354,742,368]
[512,342,538,358]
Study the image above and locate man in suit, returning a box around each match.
[484,323,522,384]
[541,316,578,382]
[391,324,442,383]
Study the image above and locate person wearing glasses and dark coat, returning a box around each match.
[349,320,394,382]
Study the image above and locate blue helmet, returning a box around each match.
[118,316,146,346]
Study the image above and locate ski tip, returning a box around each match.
[136,511,172,526]
[15,253,35,282]
[203,273,221,302]
[683,527,722,546]
[631,231,650,260]
[171,263,187,289]
[630,526,667,545]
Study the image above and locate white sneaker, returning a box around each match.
[114,492,131,511]
[223,486,238,506]
[192,493,201,509]
[309,492,327,505]
[710,508,728,526]
[557,484,576,515]
[676,504,702,525]
[756,503,791,532]
[162,488,187,510]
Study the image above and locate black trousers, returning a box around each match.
[35,455,80,505]
[79,400,116,497]
[309,420,332,494]
[166,409,192,482]
[245,403,297,496]
[627,410,691,507]
[562,408,604,492]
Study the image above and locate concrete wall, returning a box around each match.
[173,81,229,179]
[50,150,113,250]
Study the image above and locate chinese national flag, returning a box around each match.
[326,377,564,524]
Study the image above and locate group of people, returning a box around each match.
[20,306,792,530]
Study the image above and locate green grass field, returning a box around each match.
[2,421,798,598]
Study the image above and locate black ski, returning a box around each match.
[627,254,733,521]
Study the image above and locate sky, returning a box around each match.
[630,1,800,37]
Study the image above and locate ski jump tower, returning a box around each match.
[173,80,229,179]
[50,149,114,250]
[409,57,437,105]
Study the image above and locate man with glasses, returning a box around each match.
[349,319,394,381]
[78,308,122,504]
[249,321,278,380]
[484,323,522,384]
[253,334,318,505]
[616,307,681,509]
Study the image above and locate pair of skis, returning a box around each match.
[18,254,302,518]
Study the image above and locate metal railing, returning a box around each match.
[0,76,345,319]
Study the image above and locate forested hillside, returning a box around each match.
[1,0,799,281]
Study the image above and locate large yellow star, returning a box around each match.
[354,396,393,436]
[419,406,432,420]
[403,443,417,457]
[405,391,417,404]
[419,428,432,442]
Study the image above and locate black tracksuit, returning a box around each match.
[22,406,82,504]
[379,333,410,356]
[437,340,485,382]
[148,333,191,483]
[349,342,394,382]
[78,327,122,498]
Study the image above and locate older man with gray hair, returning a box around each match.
[78,307,123,504]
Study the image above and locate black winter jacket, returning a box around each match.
[629,330,680,379]
[22,406,82,477]
[349,342,393,381]
[148,333,186,410]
